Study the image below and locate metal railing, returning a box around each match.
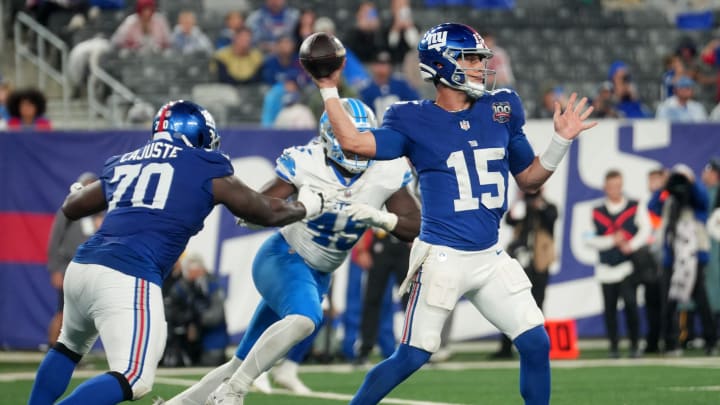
[87,54,144,126]
[13,11,69,118]
[0,2,6,53]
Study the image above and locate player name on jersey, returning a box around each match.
[120,142,182,163]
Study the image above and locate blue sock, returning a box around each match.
[514,325,551,405]
[350,344,430,405]
[57,372,131,405]
[28,345,80,405]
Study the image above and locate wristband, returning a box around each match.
[539,132,573,171]
[297,187,324,219]
[320,87,339,101]
[381,212,399,231]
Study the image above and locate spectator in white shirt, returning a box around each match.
[171,10,213,55]
[656,76,708,122]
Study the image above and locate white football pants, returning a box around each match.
[58,262,167,399]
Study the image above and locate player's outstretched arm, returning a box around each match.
[213,175,318,227]
[257,177,298,199]
[235,177,300,228]
[345,188,421,242]
[515,92,597,192]
[312,62,378,158]
[62,180,108,220]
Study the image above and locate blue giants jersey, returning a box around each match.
[372,89,535,250]
[73,139,234,285]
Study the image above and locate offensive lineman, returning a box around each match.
[162,98,420,405]
[28,101,329,405]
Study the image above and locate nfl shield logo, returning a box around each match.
[459,120,470,131]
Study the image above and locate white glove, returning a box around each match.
[297,186,327,219]
[345,203,398,231]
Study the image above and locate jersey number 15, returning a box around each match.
[107,163,174,211]
[447,148,505,211]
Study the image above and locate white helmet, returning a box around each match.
[318,98,377,173]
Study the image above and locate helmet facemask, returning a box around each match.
[439,47,495,98]
[205,128,221,151]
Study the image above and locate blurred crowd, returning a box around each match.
[7,1,720,128]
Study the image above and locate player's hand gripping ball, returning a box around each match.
[299,32,346,80]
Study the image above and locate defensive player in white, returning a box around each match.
[308,23,597,405]
[161,98,421,405]
[27,101,330,405]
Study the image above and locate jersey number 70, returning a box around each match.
[107,163,174,211]
[446,148,505,211]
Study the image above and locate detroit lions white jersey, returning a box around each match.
[276,142,413,272]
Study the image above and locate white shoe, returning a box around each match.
[271,361,311,394]
[252,371,273,394]
[151,397,166,405]
[206,382,244,405]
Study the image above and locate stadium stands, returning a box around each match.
[6,0,720,126]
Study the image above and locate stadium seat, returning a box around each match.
[202,0,250,15]
[191,83,241,126]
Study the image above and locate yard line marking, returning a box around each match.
[268,389,469,405]
[153,376,201,386]
[156,378,470,405]
[2,356,718,382]
[668,386,720,392]
[0,373,467,404]
[296,357,720,373]
[0,372,37,381]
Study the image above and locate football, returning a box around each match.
[299,32,346,79]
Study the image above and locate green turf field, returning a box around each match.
[2,352,719,405]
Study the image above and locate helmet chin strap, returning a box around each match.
[179,134,195,148]
[440,76,485,99]
[152,131,195,147]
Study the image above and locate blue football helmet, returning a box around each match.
[151,100,221,151]
[418,23,495,98]
[319,98,377,174]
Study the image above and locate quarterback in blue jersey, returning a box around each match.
[308,23,598,405]
[160,99,421,405]
[28,101,329,405]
